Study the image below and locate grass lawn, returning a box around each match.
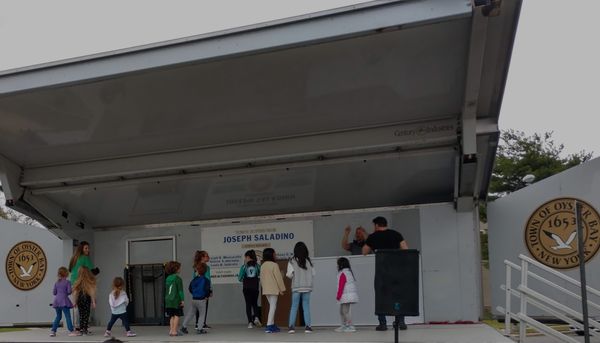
[0,328,27,333]
[483,320,571,335]
[482,309,571,335]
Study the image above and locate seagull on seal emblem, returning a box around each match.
[16,262,36,277]
[543,230,577,250]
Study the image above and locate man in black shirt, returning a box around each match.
[362,216,408,331]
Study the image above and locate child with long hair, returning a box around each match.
[238,249,261,328]
[193,250,212,330]
[165,261,184,337]
[286,241,315,333]
[335,257,359,332]
[104,277,136,337]
[50,267,77,337]
[72,266,96,335]
[180,262,211,334]
[260,248,285,333]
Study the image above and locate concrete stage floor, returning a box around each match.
[0,324,514,343]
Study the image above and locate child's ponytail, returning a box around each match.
[112,277,125,299]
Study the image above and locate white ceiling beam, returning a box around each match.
[22,118,458,188]
[456,1,492,211]
[30,146,456,195]
[461,2,490,155]
[21,192,92,240]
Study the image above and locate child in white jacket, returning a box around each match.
[104,277,136,337]
[335,257,359,333]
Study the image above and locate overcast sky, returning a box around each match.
[0,0,597,156]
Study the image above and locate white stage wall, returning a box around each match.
[0,219,71,326]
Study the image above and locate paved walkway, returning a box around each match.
[0,324,513,343]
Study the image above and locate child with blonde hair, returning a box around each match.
[104,277,136,337]
[72,266,96,335]
[50,267,77,337]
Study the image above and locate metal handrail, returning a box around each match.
[500,285,592,336]
[505,260,600,311]
[516,313,579,343]
[501,255,600,342]
[518,254,600,298]
[518,286,600,333]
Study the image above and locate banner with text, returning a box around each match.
[201,220,314,284]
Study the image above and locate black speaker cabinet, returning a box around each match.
[375,249,420,316]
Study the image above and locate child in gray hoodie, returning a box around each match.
[286,241,315,334]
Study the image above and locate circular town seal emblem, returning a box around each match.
[525,198,600,269]
[5,241,47,290]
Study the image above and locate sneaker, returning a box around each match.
[196,329,208,334]
[344,325,356,332]
[203,324,211,329]
[265,325,273,333]
[305,326,313,333]
[67,332,79,337]
[126,331,137,337]
[181,327,189,334]
[375,324,388,331]
[49,331,56,337]
[195,324,199,330]
[104,330,111,337]
[254,317,262,327]
[399,323,407,330]
[248,322,254,329]
[272,325,281,332]
[288,327,295,334]
[334,325,346,332]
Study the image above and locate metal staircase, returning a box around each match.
[498,254,600,342]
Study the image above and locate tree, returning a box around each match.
[0,188,43,227]
[479,130,593,224]
[479,130,593,262]
[0,206,9,220]
[490,130,593,196]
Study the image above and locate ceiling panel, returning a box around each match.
[45,149,455,228]
[0,19,469,167]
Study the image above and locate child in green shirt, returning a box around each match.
[165,261,184,336]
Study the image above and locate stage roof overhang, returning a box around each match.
[0,0,521,237]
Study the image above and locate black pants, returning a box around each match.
[106,313,130,331]
[378,314,405,326]
[77,294,91,332]
[243,288,260,323]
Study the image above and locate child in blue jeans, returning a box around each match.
[50,267,76,337]
[286,242,315,333]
